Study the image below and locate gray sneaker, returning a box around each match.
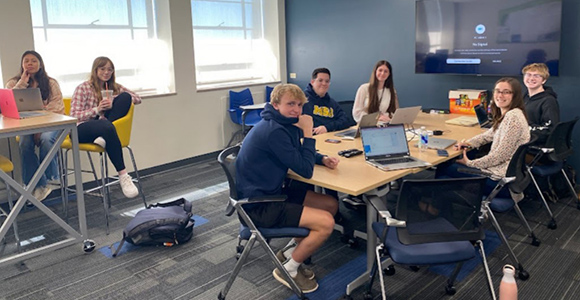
[276,250,315,280]
[272,267,318,293]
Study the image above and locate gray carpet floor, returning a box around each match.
[1,157,580,300]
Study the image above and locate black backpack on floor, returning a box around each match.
[111,198,194,257]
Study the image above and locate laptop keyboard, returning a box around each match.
[377,157,414,165]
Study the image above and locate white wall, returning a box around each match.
[0,0,287,179]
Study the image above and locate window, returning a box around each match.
[191,0,281,89]
[30,0,174,96]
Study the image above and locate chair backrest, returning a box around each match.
[338,100,357,127]
[265,85,274,103]
[217,145,241,216]
[113,103,135,147]
[228,88,254,124]
[396,177,487,245]
[505,139,536,194]
[63,98,72,115]
[544,117,579,162]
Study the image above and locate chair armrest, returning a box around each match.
[238,195,287,206]
[457,167,501,181]
[530,145,554,154]
[367,195,406,228]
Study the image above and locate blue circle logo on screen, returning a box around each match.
[475,24,486,34]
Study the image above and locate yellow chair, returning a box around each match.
[0,155,21,251]
[61,98,146,234]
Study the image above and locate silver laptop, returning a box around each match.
[428,137,457,150]
[335,112,379,139]
[360,125,431,171]
[388,106,422,125]
[474,104,492,129]
[13,88,47,118]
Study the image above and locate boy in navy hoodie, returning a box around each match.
[236,84,340,293]
[302,68,351,134]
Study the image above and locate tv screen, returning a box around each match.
[415,0,562,76]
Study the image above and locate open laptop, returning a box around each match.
[0,88,46,119]
[388,106,422,125]
[427,137,457,150]
[334,112,379,139]
[360,124,431,171]
[474,104,492,128]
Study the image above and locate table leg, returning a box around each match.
[69,125,88,239]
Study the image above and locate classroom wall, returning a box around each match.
[286,0,580,170]
[0,0,287,180]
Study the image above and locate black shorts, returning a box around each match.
[243,180,311,228]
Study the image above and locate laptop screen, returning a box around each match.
[474,105,489,125]
[361,125,409,159]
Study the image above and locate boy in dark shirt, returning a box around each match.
[522,63,560,144]
[235,84,340,293]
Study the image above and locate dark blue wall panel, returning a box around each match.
[286,0,580,169]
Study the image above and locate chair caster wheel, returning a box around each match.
[82,239,96,253]
[218,292,225,300]
[236,245,244,254]
[445,285,456,295]
[383,265,396,276]
[531,237,541,247]
[548,219,557,230]
[363,291,373,300]
[409,266,420,272]
[518,270,530,281]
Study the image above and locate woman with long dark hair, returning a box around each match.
[5,50,64,201]
[352,60,399,123]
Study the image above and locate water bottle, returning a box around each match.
[419,126,428,152]
[499,264,518,300]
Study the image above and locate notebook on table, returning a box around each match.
[445,115,479,127]
[360,124,431,171]
[428,137,457,150]
[387,106,422,125]
[334,112,379,139]
[474,104,492,128]
[0,88,46,119]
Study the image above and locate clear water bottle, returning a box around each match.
[419,126,428,152]
[499,264,518,300]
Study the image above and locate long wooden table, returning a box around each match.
[288,112,484,295]
[0,112,91,267]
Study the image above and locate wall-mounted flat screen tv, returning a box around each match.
[415,0,562,76]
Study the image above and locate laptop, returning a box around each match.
[334,112,379,139]
[388,106,422,125]
[0,88,46,119]
[427,137,457,150]
[474,104,492,128]
[360,125,431,171]
[445,115,479,127]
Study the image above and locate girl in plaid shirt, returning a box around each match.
[70,57,142,198]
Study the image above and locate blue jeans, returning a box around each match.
[19,131,60,187]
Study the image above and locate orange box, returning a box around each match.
[448,89,488,115]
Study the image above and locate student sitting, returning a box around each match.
[70,56,142,198]
[352,60,399,123]
[522,63,560,144]
[302,68,351,134]
[235,84,339,293]
[5,50,64,201]
[436,77,530,201]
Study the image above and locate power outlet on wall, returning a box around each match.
[289,73,297,79]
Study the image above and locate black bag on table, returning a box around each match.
[111,198,194,257]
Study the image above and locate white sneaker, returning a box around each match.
[119,174,139,198]
[33,186,53,201]
[93,137,106,148]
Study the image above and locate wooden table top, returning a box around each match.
[0,112,77,135]
[288,112,484,195]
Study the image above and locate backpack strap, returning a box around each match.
[111,233,127,257]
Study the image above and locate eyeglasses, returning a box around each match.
[524,73,543,79]
[314,78,330,84]
[494,89,513,95]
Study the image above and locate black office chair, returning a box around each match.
[527,117,579,228]
[217,145,310,300]
[338,100,357,128]
[365,178,496,300]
